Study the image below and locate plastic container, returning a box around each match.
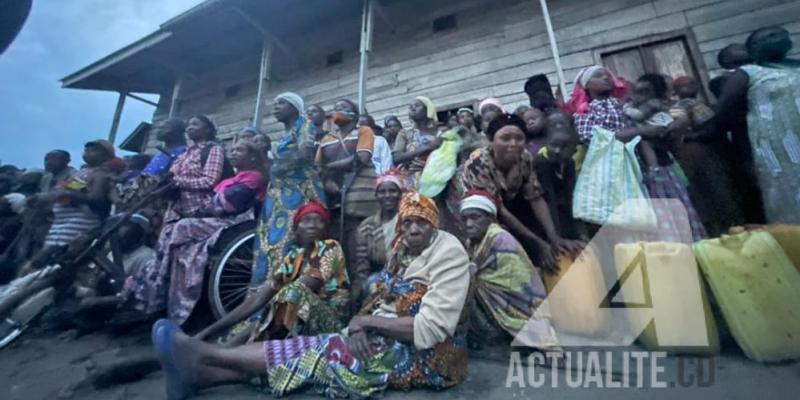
[764,225,800,273]
[542,247,609,335]
[614,242,720,355]
[694,228,800,362]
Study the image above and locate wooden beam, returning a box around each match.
[109,92,127,145]
[234,6,290,54]
[253,39,273,129]
[169,78,183,118]
[537,0,568,100]
[126,93,158,107]
[358,0,376,114]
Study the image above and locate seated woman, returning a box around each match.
[116,118,188,237]
[195,201,348,344]
[460,190,560,351]
[152,192,471,400]
[462,114,584,271]
[353,168,405,307]
[122,140,266,325]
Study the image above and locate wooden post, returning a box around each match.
[108,92,127,145]
[169,77,183,118]
[253,38,273,129]
[358,0,375,114]
[537,0,568,99]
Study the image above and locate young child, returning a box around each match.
[623,74,676,169]
[534,126,586,240]
[523,107,548,157]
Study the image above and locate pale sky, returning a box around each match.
[0,0,204,169]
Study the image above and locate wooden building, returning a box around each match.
[61,0,800,153]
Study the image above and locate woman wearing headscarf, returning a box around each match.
[462,114,583,271]
[479,98,505,132]
[392,96,442,188]
[716,26,800,224]
[152,192,471,400]
[252,93,326,292]
[383,116,404,150]
[195,201,348,344]
[123,140,267,325]
[460,190,560,351]
[570,66,706,242]
[353,168,404,306]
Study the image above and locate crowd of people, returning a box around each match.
[0,25,798,400]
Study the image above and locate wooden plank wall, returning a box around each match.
[144,0,800,150]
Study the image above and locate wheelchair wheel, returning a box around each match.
[207,230,255,320]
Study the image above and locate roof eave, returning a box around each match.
[60,30,174,90]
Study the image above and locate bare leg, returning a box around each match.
[170,329,267,389]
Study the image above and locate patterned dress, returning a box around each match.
[468,224,560,351]
[253,232,470,398]
[123,171,266,325]
[253,118,325,289]
[740,63,800,224]
[250,240,350,341]
[574,98,706,242]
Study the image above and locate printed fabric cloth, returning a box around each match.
[468,223,561,350]
[253,118,326,292]
[740,63,800,224]
[250,239,350,341]
[253,231,470,398]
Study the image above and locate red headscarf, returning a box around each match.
[293,200,330,230]
[566,66,629,115]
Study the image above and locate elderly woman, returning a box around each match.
[570,66,707,242]
[463,114,583,271]
[152,192,470,400]
[461,190,560,351]
[253,93,326,290]
[353,168,404,306]
[716,26,800,224]
[123,140,267,324]
[195,201,348,344]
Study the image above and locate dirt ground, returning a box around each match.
[1,325,799,400]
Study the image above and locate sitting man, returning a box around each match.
[461,190,560,351]
[151,192,471,400]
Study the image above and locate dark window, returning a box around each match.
[433,14,457,33]
[225,84,241,99]
[326,51,343,67]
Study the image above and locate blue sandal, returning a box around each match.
[152,319,194,400]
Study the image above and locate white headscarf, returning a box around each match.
[460,193,498,215]
[275,92,305,115]
[577,65,604,88]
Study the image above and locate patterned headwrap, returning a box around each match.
[460,189,500,215]
[275,92,305,115]
[415,96,438,123]
[242,126,262,136]
[398,192,439,231]
[566,65,629,115]
[479,98,505,115]
[376,168,405,191]
[293,200,330,230]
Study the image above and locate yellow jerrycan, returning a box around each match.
[763,225,800,273]
[542,247,609,335]
[694,228,800,362]
[614,242,720,355]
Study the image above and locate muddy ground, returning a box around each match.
[1,323,798,400]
